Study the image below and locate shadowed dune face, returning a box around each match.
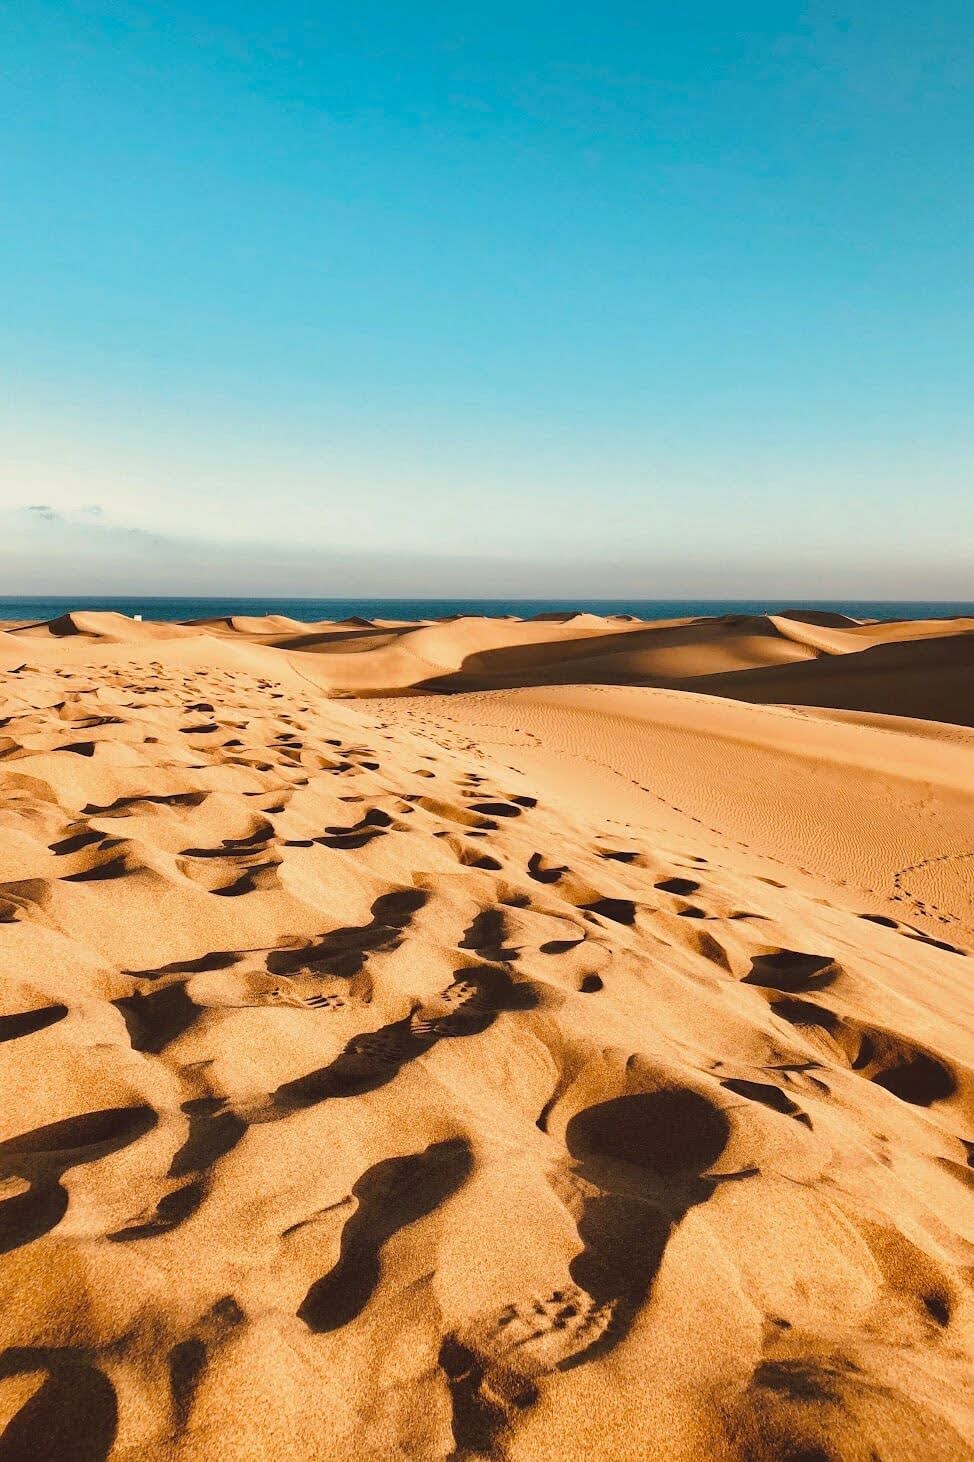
[1,616,974,1458]
[146,607,974,728]
[27,606,966,724]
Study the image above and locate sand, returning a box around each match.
[1,608,973,1459]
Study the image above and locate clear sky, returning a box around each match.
[2,1,972,596]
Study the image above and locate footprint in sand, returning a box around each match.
[0,1106,158,1255]
[266,988,346,1012]
[0,1347,118,1462]
[439,1283,613,1453]
[543,1085,754,1367]
[298,1139,473,1332]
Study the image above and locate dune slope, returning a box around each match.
[0,615,973,1459]
[185,609,973,727]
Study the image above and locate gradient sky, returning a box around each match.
[2,1,972,596]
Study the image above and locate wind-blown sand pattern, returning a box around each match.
[1,609,973,1459]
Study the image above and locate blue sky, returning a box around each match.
[1,0,971,595]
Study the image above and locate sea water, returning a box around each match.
[2,597,972,624]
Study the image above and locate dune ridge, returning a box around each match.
[1,609,973,1458]
[7,607,972,725]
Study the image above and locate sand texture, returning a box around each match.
[1,609,973,1459]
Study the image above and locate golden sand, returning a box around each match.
[1,609,972,1458]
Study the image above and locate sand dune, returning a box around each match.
[9,610,199,642]
[682,630,974,728]
[8,608,972,721]
[225,609,972,725]
[1,609,973,1458]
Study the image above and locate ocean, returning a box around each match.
[2,596,974,624]
[1,596,973,625]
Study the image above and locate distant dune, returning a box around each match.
[19,606,963,724]
[1,608,973,1458]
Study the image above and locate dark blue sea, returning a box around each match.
[1,597,972,624]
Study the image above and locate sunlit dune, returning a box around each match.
[1,609,973,1458]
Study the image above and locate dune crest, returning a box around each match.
[127,606,971,724]
[1,610,973,1457]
